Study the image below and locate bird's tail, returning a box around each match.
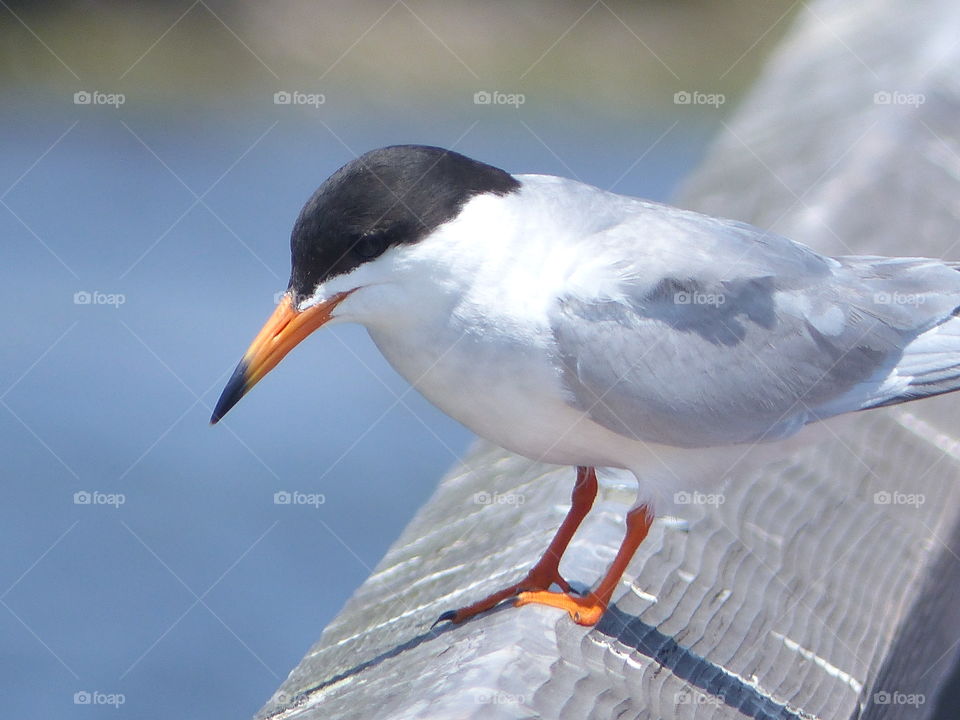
[863,312,960,410]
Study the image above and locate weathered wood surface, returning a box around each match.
[256,0,960,717]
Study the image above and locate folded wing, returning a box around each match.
[550,210,960,448]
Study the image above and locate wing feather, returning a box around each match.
[549,209,960,448]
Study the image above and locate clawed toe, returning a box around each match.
[431,610,459,628]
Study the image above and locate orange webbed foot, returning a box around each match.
[433,565,574,626]
[515,590,606,626]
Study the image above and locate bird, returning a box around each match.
[212,144,960,626]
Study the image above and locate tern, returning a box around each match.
[212,145,960,626]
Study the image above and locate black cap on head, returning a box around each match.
[288,145,520,301]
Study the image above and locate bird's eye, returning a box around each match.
[354,232,388,260]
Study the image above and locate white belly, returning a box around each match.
[366,323,639,469]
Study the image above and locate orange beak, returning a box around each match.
[210,291,349,424]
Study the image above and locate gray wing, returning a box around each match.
[551,213,960,448]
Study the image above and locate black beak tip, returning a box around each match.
[210,359,250,425]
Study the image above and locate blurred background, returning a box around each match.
[0,1,808,717]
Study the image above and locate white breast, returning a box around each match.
[366,316,641,467]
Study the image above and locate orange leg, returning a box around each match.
[516,503,654,626]
[438,466,599,625]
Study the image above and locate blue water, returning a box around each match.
[1,92,712,718]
